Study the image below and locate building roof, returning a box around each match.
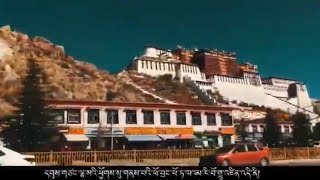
[262,76,297,82]
[234,118,293,125]
[136,56,199,66]
[45,99,239,112]
[144,45,170,52]
[207,73,243,79]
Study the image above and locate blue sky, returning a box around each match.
[0,0,319,98]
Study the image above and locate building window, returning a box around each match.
[206,113,216,126]
[87,109,100,124]
[163,63,165,70]
[160,111,171,125]
[150,62,153,69]
[67,109,81,124]
[143,110,154,124]
[176,112,186,125]
[252,125,258,133]
[106,110,119,124]
[159,62,162,70]
[146,61,149,69]
[221,113,233,126]
[126,110,137,124]
[259,125,264,132]
[155,62,158,70]
[192,112,202,125]
[49,109,65,124]
[141,61,144,68]
[284,126,290,133]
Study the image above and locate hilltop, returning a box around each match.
[0,25,212,117]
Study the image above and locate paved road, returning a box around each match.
[271,159,320,166]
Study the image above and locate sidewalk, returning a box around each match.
[270,158,320,166]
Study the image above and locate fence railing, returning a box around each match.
[27,147,320,166]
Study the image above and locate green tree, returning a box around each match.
[312,123,320,141]
[291,112,312,147]
[2,59,60,152]
[262,110,281,147]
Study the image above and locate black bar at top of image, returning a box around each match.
[0,166,318,180]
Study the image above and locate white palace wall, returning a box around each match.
[135,59,176,77]
[135,58,208,83]
[211,75,267,106]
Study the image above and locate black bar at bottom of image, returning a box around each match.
[0,166,318,179]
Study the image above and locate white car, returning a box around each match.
[0,146,36,166]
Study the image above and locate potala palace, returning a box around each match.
[128,46,319,126]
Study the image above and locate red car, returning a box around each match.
[199,143,270,166]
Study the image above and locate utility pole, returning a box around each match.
[110,111,114,151]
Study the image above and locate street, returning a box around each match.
[271,159,320,166]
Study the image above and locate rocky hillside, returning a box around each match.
[0,25,208,117]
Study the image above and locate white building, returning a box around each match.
[234,118,294,142]
[127,46,320,126]
[46,99,238,150]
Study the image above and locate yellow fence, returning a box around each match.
[269,147,320,160]
[27,147,320,166]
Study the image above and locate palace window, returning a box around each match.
[143,110,154,124]
[141,61,144,68]
[106,110,119,124]
[49,109,65,124]
[67,109,81,124]
[160,111,171,125]
[125,110,137,124]
[146,61,149,69]
[221,113,233,126]
[206,113,216,126]
[159,62,162,70]
[192,112,202,125]
[155,62,158,70]
[87,109,100,124]
[176,112,186,125]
